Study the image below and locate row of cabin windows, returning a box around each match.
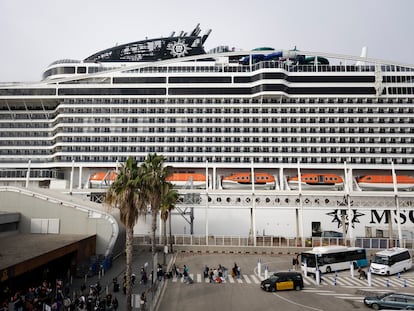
[53,156,414,165]
[62,97,412,105]
[3,146,412,155]
[59,106,414,114]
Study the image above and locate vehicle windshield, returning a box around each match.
[301,253,316,267]
[373,255,390,265]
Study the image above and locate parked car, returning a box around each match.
[364,292,414,310]
[260,271,304,292]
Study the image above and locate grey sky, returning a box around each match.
[0,0,412,82]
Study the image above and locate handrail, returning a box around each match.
[133,234,412,250]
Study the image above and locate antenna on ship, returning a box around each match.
[190,23,201,36]
[201,29,212,44]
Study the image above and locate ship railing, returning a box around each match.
[134,234,413,250]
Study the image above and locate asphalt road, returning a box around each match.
[157,252,414,311]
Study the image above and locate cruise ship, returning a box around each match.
[2,24,414,239]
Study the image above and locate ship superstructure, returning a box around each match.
[1,25,414,239]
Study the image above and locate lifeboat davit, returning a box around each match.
[89,170,117,188]
[287,173,343,190]
[166,173,207,189]
[221,172,275,190]
[356,175,414,191]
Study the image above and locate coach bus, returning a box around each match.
[301,246,368,274]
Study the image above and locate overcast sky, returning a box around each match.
[0,0,412,82]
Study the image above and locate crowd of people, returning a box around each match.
[171,262,241,285]
[1,279,119,311]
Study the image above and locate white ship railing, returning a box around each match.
[134,234,412,250]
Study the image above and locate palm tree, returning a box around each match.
[140,153,171,281]
[105,157,145,311]
[160,182,179,264]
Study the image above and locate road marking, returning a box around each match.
[273,293,324,311]
[250,275,261,284]
[243,275,252,284]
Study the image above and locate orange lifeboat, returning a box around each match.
[221,172,275,190]
[166,173,207,189]
[356,175,414,191]
[287,173,343,190]
[89,170,117,188]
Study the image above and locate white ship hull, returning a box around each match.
[171,181,207,189]
[358,183,414,191]
[288,181,343,191]
[222,181,275,190]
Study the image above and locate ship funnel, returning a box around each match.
[356,46,367,66]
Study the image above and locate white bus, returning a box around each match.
[301,246,368,274]
[370,247,412,275]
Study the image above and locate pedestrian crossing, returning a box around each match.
[170,272,414,289]
[307,273,414,288]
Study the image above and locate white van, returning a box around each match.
[370,247,412,275]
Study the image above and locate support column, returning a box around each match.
[70,160,74,194]
[344,162,353,246]
[78,166,83,189]
[251,160,256,246]
[297,162,304,247]
[392,162,403,245]
[279,168,284,190]
[205,161,209,245]
[25,160,31,188]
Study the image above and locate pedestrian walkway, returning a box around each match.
[69,248,173,310]
[168,271,414,289]
[302,274,414,288]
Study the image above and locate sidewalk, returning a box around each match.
[70,248,173,310]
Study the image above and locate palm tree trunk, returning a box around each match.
[151,209,157,284]
[163,216,167,265]
[126,226,133,311]
[169,211,173,252]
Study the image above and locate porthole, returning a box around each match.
[245,197,251,203]
[255,198,260,203]
[226,197,231,203]
[216,197,221,203]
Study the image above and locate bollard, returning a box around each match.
[334,277,337,286]
[367,270,372,287]
[258,258,261,278]
[264,266,268,279]
[386,279,389,287]
[404,279,407,288]
[398,272,401,279]
[316,270,320,286]
[350,262,354,278]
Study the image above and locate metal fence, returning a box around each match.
[134,234,414,250]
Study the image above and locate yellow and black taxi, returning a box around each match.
[260,271,304,292]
